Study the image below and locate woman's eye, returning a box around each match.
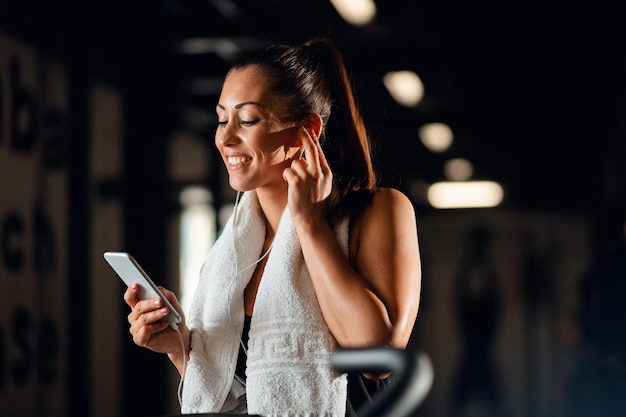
[241,118,260,126]
[216,118,259,128]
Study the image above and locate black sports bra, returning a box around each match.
[235,315,252,380]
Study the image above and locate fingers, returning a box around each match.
[130,296,167,320]
[132,321,170,347]
[125,282,162,321]
[125,285,182,321]
[127,297,172,346]
[299,126,319,169]
[300,126,333,176]
[126,289,170,331]
[124,284,185,353]
[283,128,311,182]
[287,127,320,176]
[282,165,301,183]
[283,125,333,187]
[123,283,141,308]
[158,286,183,313]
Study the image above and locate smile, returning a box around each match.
[227,156,252,166]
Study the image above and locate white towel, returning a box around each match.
[181,190,348,416]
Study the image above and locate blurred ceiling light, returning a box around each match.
[428,181,504,209]
[330,0,377,25]
[176,37,240,59]
[444,158,473,181]
[383,71,424,107]
[418,122,453,152]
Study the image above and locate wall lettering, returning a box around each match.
[0,308,59,390]
[1,212,24,272]
[9,57,39,153]
[1,33,67,416]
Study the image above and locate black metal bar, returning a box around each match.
[331,347,433,417]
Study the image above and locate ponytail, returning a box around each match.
[303,38,378,223]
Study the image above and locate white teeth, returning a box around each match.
[228,156,252,165]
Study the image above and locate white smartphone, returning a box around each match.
[103,251,182,325]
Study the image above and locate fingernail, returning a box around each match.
[154,298,162,307]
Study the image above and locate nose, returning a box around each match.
[216,124,240,147]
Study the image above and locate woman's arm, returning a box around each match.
[283,127,421,351]
[295,187,421,349]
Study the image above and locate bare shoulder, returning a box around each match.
[362,188,416,223]
[350,188,417,261]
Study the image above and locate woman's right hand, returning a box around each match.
[124,284,190,372]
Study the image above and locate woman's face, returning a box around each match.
[215,66,302,192]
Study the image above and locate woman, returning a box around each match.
[124,36,421,416]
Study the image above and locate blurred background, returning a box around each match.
[0,0,624,416]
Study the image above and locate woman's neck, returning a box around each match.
[255,187,288,236]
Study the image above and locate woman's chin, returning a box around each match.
[229,181,253,193]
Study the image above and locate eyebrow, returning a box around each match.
[216,101,265,110]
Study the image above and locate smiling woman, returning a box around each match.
[122,36,422,417]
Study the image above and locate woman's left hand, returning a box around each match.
[282,126,333,224]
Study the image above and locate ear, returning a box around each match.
[303,113,323,140]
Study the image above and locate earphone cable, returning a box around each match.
[170,321,186,408]
[228,191,273,357]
